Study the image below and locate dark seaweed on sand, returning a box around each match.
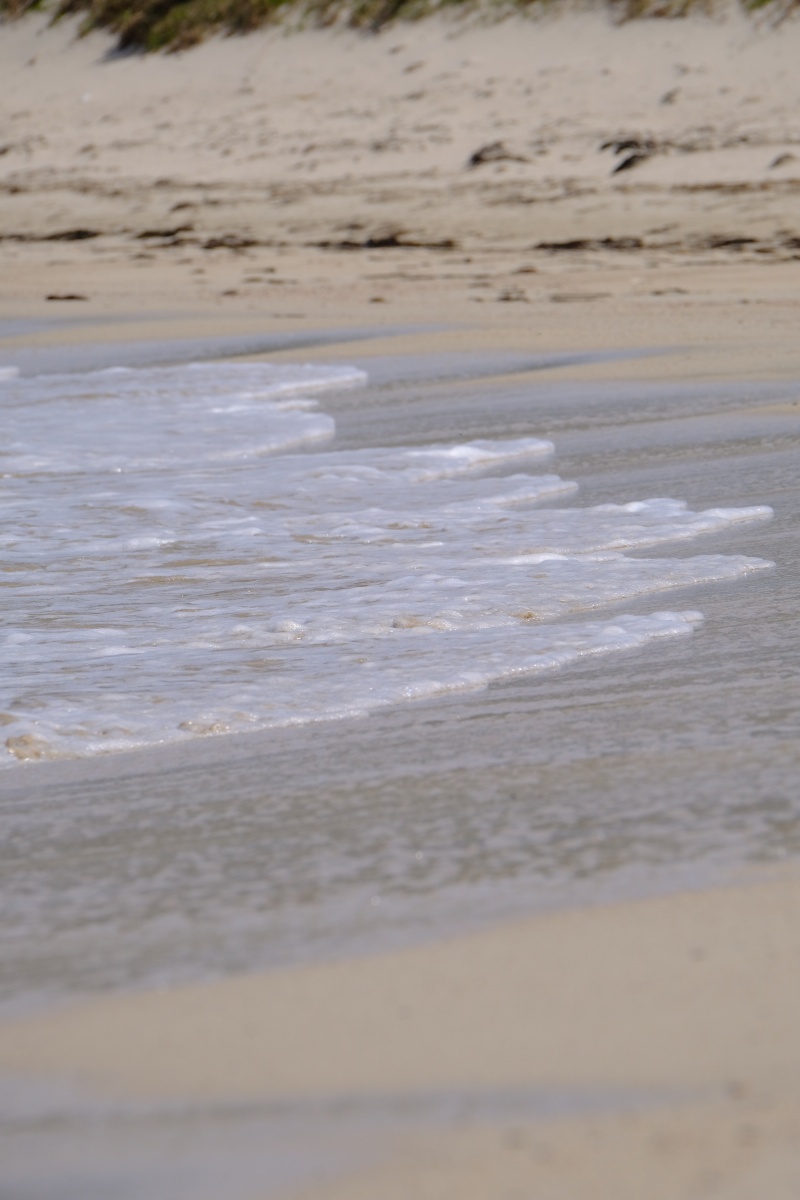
[1,0,797,54]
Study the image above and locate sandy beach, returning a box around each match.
[1,5,800,1197]
[1,873,800,1196]
[2,6,800,383]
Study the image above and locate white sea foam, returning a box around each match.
[2,362,363,474]
[0,362,773,765]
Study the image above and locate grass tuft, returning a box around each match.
[1,0,798,52]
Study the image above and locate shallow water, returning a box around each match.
[1,348,798,1018]
[0,360,772,766]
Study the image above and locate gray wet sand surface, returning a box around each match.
[0,1074,668,1200]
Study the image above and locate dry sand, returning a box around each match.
[2,7,800,381]
[2,8,800,1196]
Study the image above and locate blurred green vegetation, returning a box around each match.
[0,0,796,52]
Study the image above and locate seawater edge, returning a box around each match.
[0,338,797,1018]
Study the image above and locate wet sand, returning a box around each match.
[1,8,800,1198]
[1,875,800,1198]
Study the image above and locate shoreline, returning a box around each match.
[1,337,797,1016]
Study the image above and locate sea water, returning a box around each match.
[0,361,773,767]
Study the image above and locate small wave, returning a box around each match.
[0,361,773,766]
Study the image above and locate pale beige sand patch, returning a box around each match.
[3,9,800,384]
[0,875,798,1103]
